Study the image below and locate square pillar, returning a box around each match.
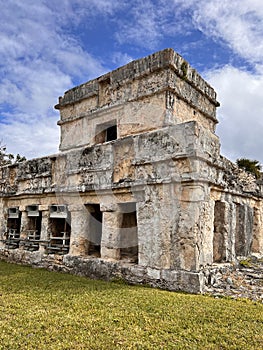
[19,210,29,249]
[136,184,177,269]
[251,206,263,255]
[68,205,89,256]
[213,201,228,262]
[176,183,213,271]
[100,203,122,261]
[39,208,50,254]
[0,199,5,248]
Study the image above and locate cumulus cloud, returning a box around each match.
[115,0,192,50]
[111,52,134,67]
[0,0,107,158]
[191,0,263,67]
[206,66,263,164]
[188,0,263,164]
[0,114,59,159]
[115,0,162,49]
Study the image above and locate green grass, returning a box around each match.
[0,261,262,350]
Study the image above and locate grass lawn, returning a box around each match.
[0,261,262,350]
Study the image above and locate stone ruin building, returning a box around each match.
[0,48,262,293]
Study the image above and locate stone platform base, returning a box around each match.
[0,248,203,294]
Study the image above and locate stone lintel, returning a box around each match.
[100,202,119,212]
[38,205,49,211]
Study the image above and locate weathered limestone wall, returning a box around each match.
[137,181,215,272]
[210,189,263,262]
[0,119,221,292]
[0,48,262,294]
[56,49,219,151]
[0,118,262,292]
[0,121,220,198]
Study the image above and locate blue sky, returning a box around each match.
[0,0,263,164]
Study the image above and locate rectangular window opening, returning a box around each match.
[47,206,71,255]
[23,213,42,252]
[95,120,117,144]
[106,124,117,142]
[5,208,21,249]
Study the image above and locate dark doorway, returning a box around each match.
[87,204,102,257]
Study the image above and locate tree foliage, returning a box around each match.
[236,158,262,179]
[0,142,26,167]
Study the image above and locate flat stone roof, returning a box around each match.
[55,48,219,109]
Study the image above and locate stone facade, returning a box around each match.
[0,48,262,293]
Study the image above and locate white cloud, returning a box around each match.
[115,0,263,68]
[188,0,263,164]
[115,0,191,50]
[206,66,263,164]
[115,0,162,49]
[191,0,263,67]
[74,0,124,15]
[111,52,134,67]
[0,115,59,159]
[0,0,107,158]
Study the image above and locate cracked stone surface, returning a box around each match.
[204,257,263,302]
[0,48,263,294]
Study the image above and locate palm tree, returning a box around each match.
[236,158,262,179]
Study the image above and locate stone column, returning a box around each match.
[19,208,29,249]
[39,206,50,254]
[0,199,6,248]
[213,201,229,263]
[100,203,121,260]
[227,202,237,262]
[251,205,263,255]
[217,200,232,262]
[199,199,215,266]
[68,204,89,256]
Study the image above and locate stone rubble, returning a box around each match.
[204,257,263,302]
